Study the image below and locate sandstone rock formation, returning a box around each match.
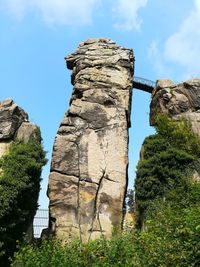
[150,78,200,136]
[48,38,134,242]
[0,99,38,156]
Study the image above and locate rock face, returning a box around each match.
[48,38,134,242]
[0,99,38,156]
[0,99,28,140]
[150,78,200,136]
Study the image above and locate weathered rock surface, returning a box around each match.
[0,98,39,155]
[48,38,134,242]
[0,98,40,160]
[0,99,37,146]
[0,99,28,140]
[150,78,200,136]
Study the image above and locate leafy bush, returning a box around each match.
[135,182,200,267]
[12,235,138,267]
[0,129,47,266]
[12,183,200,267]
[135,115,200,227]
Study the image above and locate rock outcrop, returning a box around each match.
[0,99,38,156]
[48,38,134,242]
[150,78,200,136]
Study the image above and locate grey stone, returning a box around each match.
[150,78,200,129]
[0,99,28,140]
[16,122,38,143]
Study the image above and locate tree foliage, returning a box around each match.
[135,115,200,227]
[0,129,47,266]
[11,183,200,267]
[136,182,200,267]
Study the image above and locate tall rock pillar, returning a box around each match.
[48,38,134,242]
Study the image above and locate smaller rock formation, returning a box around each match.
[0,98,40,238]
[0,98,38,145]
[150,78,200,136]
[150,78,200,182]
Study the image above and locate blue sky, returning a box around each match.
[0,0,200,208]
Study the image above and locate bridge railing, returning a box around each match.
[133,76,156,88]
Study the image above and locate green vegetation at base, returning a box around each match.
[11,182,200,267]
[0,129,47,266]
[140,182,200,267]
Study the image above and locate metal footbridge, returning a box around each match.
[133,76,156,93]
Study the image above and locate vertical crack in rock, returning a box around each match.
[75,141,82,242]
[88,168,106,242]
[48,38,134,241]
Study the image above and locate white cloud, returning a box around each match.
[147,0,200,80]
[113,0,148,31]
[0,0,31,19]
[0,0,148,30]
[0,0,100,26]
[148,41,171,78]
[164,0,200,77]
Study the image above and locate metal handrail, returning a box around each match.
[133,76,156,87]
[133,76,155,93]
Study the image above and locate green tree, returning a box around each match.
[0,129,47,266]
[135,115,200,227]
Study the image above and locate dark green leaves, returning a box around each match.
[0,129,47,266]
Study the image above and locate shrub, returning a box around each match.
[0,129,47,266]
[11,235,138,267]
[136,182,200,267]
